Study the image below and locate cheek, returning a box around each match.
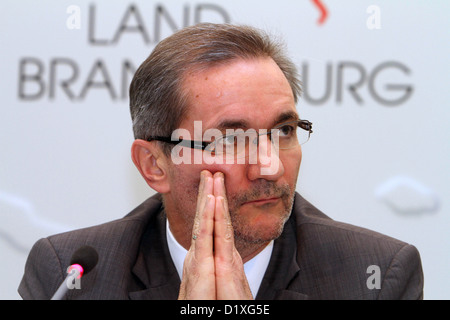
[167,164,200,204]
[168,162,240,196]
[169,164,201,189]
[280,147,302,184]
[167,146,301,199]
[203,163,248,194]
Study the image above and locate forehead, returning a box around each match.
[180,58,298,131]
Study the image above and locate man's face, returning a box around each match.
[164,57,302,248]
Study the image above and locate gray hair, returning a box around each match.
[129,23,302,154]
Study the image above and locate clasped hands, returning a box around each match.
[178,170,253,300]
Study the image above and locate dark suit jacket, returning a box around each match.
[18,193,423,300]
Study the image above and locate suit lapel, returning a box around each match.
[129,210,181,300]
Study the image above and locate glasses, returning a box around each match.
[147,119,313,160]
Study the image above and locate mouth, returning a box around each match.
[243,197,281,206]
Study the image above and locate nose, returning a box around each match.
[246,134,284,181]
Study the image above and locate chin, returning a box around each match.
[232,206,290,244]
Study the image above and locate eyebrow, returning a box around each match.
[216,111,299,131]
[273,111,300,127]
[214,110,299,132]
[215,119,250,131]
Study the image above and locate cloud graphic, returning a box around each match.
[375,176,440,215]
[0,191,73,253]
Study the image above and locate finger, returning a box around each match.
[192,171,213,236]
[191,171,214,259]
[214,196,235,262]
[196,170,213,215]
[213,172,229,214]
[213,174,235,261]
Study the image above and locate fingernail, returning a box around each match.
[216,173,224,185]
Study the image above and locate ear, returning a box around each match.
[131,139,171,194]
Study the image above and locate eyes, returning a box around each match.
[219,123,297,144]
[205,121,300,155]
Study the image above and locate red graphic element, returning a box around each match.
[311,0,328,25]
[68,264,84,279]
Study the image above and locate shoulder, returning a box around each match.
[45,193,163,257]
[291,193,424,299]
[293,192,409,251]
[18,194,163,299]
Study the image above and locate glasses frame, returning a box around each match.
[146,119,313,152]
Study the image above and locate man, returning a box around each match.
[19,23,423,300]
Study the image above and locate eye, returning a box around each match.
[204,142,216,153]
[207,134,238,154]
[278,124,296,137]
[220,134,238,145]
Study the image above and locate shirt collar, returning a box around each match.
[166,219,273,298]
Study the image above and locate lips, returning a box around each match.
[243,197,281,205]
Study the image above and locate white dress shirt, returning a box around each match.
[166,220,274,298]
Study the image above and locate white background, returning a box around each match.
[0,0,448,299]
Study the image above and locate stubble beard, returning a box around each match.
[167,172,296,257]
[227,181,295,254]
